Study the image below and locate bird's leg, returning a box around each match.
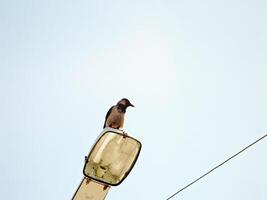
[122,130,128,138]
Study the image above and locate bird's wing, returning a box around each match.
[103,106,114,128]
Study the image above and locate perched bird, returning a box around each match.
[103,98,134,129]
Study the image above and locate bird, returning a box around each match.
[103,98,134,129]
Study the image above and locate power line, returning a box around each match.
[166,133,267,200]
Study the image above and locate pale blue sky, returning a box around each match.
[0,0,266,199]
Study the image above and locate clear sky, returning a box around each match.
[0,0,266,199]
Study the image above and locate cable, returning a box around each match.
[166,133,267,200]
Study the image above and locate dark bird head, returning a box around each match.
[117,98,134,108]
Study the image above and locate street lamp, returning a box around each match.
[72,128,142,200]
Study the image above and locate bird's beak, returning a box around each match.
[129,103,134,107]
